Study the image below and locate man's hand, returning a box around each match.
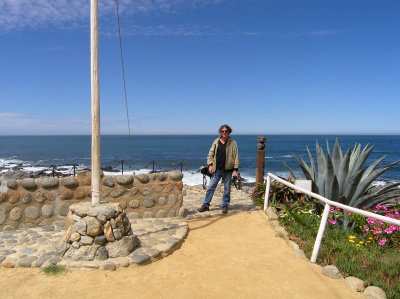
[208,165,214,174]
[233,171,238,177]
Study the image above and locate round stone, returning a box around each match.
[95,246,108,260]
[156,210,166,218]
[21,193,32,204]
[34,191,47,203]
[0,193,8,203]
[163,184,173,193]
[169,171,183,181]
[75,188,87,199]
[168,209,176,217]
[158,197,167,206]
[40,178,59,189]
[128,188,139,196]
[140,187,151,196]
[364,286,387,299]
[85,216,103,237]
[103,262,116,271]
[143,198,155,208]
[102,176,115,187]
[63,177,79,188]
[61,190,74,200]
[80,235,94,245]
[143,211,154,218]
[322,265,343,279]
[136,174,149,184]
[42,204,54,218]
[168,194,177,207]
[128,200,140,209]
[0,208,6,224]
[25,206,40,220]
[57,203,71,216]
[110,189,125,198]
[8,192,20,204]
[6,179,18,189]
[127,212,139,219]
[9,207,22,221]
[45,191,56,201]
[116,175,133,185]
[22,178,37,190]
[119,200,127,209]
[158,173,167,181]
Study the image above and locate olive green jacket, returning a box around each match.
[207,137,240,171]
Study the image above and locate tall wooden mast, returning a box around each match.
[90,0,100,205]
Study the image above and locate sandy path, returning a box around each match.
[0,210,362,298]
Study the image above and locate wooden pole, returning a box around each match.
[91,0,100,206]
[256,136,266,186]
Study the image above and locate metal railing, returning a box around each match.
[264,172,400,263]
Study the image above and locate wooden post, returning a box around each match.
[91,0,100,206]
[256,136,266,186]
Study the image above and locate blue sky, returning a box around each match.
[0,0,399,135]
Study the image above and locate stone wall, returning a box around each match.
[0,171,183,232]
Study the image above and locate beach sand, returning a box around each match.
[0,210,362,299]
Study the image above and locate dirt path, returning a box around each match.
[0,210,362,298]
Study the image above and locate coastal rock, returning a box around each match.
[64,244,100,261]
[22,178,37,190]
[95,246,108,260]
[136,174,149,184]
[102,176,115,187]
[116,175,133,185]
[25,206,40,220]
[8,191,21,204]
[6,179,18,189]
[9,207,22,221]
[41,178,59,189]
[169,171,183,181]
[63,177,79,188]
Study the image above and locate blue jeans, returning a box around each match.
[203,169,233,208]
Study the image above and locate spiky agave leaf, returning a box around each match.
[337,149,351,195]
[282,162,298,180]
[306,146,316,181]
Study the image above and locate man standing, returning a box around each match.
[198,124,240,214]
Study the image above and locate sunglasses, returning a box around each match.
[221,130,229,133]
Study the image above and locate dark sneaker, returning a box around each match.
[198,205,209,212]
[222,206,228,214]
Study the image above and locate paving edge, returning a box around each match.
[264,207,387,299]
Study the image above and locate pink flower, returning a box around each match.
[363,225,370,232]
[328,219,337,225]
[374,227,382,234]
[330,207,334,213]
[384,227,394,234]
[379,238,387,246]
[366,218,375,225]
[361,265,367,269]
[395,210,399,216]
[336,207,341,211]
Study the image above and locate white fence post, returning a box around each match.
[311,203,330,263]
[264,175,271,211]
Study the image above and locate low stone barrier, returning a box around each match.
[0,170,183,232]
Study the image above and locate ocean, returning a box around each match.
[0,135,399,186]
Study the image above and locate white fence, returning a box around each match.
[264,173,400,263]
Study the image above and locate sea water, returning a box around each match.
[0,135,399,185]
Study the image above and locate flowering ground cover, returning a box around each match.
[278,203,400,298]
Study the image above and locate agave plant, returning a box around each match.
[283,139,400,209]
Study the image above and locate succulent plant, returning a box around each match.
[283,139,400,209]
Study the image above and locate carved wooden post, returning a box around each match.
[256,136,266,185]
